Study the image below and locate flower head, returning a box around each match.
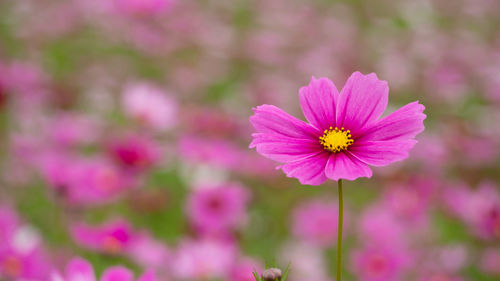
[171,239,236,280]
[71,220,134,255]
[291,200,343,246]
[250,72,426,184]
[186,183,250,236]
[122,82,178,131]
[52,257,156,281]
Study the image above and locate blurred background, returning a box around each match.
[0,0,500,280]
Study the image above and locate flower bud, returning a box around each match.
[262,268,282,281]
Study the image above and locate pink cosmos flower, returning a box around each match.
[113,0,175,17]
[383,178,435,227]
[179,135,275,177]
[249,72,426,185]
[420,245,468,274]
[0,207,51,280]
[107,134,162,171]
[52,257,155,281]
[70,219,168,268]
[71,220,134,255]
[186,183,250,236]
[0,207,19,245]
[0,246,51,281]
[351,245,412,281]
[291,200,343,247]
[444,181,500,240]
[122,83,178,131]
[39,156,134,205]
[171,239,236,280]
[230,258,263,281]
[418,273,465,281]
[358,206,406,247]
[126,234,170,271]
[480,248,500,276]
[281,241,329,281]
[49,113,100,147]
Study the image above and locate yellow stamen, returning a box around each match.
[319,126,354,153]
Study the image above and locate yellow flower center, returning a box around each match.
[319,126,354,153]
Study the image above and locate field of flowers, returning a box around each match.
[1,0,500,281]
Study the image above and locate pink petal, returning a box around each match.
[250,105,319,139]
[100,267,133,281]
[299,77,338,130]
[325,152,372,181]
[250,133,321,162]
[66,258,96,281]
[357,101,426,142]
[279,152,329,185]
[336,72,388,134]
[349,140,418,166]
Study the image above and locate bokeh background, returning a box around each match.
[1,0,500,280]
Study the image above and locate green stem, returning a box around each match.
[337,179,343,281]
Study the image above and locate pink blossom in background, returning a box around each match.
[358,206,407,247]
[420,245,468,274]
[412,135,449,171]
[230,258,263,281]
[107,134,162,171]
[418,273,465,281]
[250,72,426,184]
[114,0,175,17]
[425,63,468,103]
[0,246,51,281]
[126,234,170,271]
[444,181,500,240]
[480,248,500,276]
[38,152,77,194]
[281,241,329,281]
[179,136,240,169]
[122,83,178,131]
[179,135,275,177]
[0,207,20,244]
[186,183,250,236]
[383,178,435,226]
[0,207,51,281]
[39,156,135,206]
[0,62,48,103]
[171,239,236,281]
[67,158,135,205]
[181,107,241,138]
[71,220,135,255]
[291,200,343,247]
[52,257,156,281]
[351,245,412,281]
[456,135,499,167]
[49,113,100,147]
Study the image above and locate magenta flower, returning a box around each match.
[71,220,134,255]
[122,82,178,131]
[186,183,250,236]
[171,239,236,281]
[351,245,412,281]
[0,207,52,280]
[52,257,156,281]
[107,134,162,171]
[291,200,343,247]
[480,248,500,276]
[250,72,426,184]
